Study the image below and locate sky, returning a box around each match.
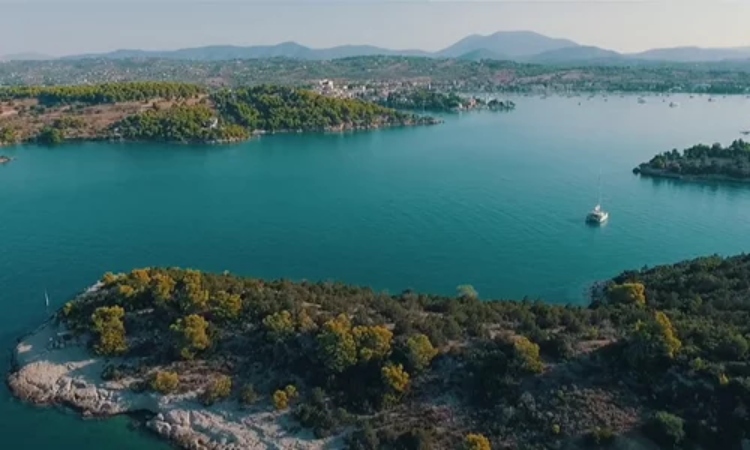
[0,0,748,56]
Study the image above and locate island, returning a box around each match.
[0,82,439,146]
[634,139,750,182]
[8,256,750,450]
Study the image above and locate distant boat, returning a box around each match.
[586,175,609,225]
[586,204,609,224]
[45,290,50,309]
[637,97,646,104]
[669,102,679,108]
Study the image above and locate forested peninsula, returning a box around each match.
[634,139,750,182]
[0,82,438,146]
[376,89,516,113]
[9,254,750,450]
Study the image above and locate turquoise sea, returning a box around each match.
[1,94,750,448]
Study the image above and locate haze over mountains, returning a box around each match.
[2,31,749,65]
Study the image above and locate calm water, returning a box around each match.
[1,94,750,448]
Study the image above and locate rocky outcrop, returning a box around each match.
[7,319,340,450]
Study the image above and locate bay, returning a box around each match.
[1,93,749,448]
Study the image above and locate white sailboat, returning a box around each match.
[45,290,50,309]
[586,175,609,224]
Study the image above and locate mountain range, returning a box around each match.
[3,31,749,65]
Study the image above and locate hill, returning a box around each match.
[437,30,579,58]
[8,253,750,449]
[631,46,750,62]
[528,45,624,64]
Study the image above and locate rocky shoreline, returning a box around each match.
[7,304,341,450]
[633,165,750,184]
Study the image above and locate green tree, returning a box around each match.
[317,314,358,373]
[645,411,685,448]
[381,363,410,394]
[464,433,491,450]
[352,325,393,363]
[405,333,438,372]
[263,310,296,341]
[625,311,682,368]
[37,127,63,145]
[513,336,543,374]
[170,314,211,359]
[91,306,128,355]
[151,371,180,394]
[201,375,232,406]
[608,282,647,306]
[211,291,242,320]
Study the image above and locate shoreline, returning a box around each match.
[6,299,341,450]
[0,119,442,149]
[633,166,750,185]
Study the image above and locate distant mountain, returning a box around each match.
[438,31,579,58]
[12,32,750,65]
[64,42,429,61]
[0,52,55,61]
[630,46,750,62]
[528,46,623,64]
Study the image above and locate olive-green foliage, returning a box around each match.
[405,333,438,372]
[151,371,180,394]
[91,305,128,355]
[212,85,418,132]
[641,139,750,179]
[240,383,258,406]
[170,314,211,360]
[645,411,685,448]
[585,427,615,447]
[513,336,543,374]
[263,310,296,341]
[625,311,682,368]
[0,126,18,144]
[272,385,298,410]
[352,325,393,363]
[381,89,464,112]
[464,433,491,450]
[201,375,232,406]
[608,282,646,306]
[36,127,63,145]
[381,363,410,394]
[113,104,249,143]
[211,291,242,320]
[317,314,358,373]
[0,82,204,106]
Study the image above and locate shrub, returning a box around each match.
[405,333,438,372]
[91,306,128,356]
[151,371,180,394]
[608,282,646,306]
[240,383,258,406]
[464,433,491,450]
[585,427,615,447]
[272,384,299,410]
[645,411,685,447]
[201,375,232,406]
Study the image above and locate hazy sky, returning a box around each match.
[1,0,748,56]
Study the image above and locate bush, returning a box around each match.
[240,383,258,406]
[272,384,299,410]
[151,371,180,394]
[464,433,491,450]
[585,427,615,447]
[644,411,685,447]
[200,375,232,406]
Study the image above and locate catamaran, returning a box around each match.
[586,175,609,224]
